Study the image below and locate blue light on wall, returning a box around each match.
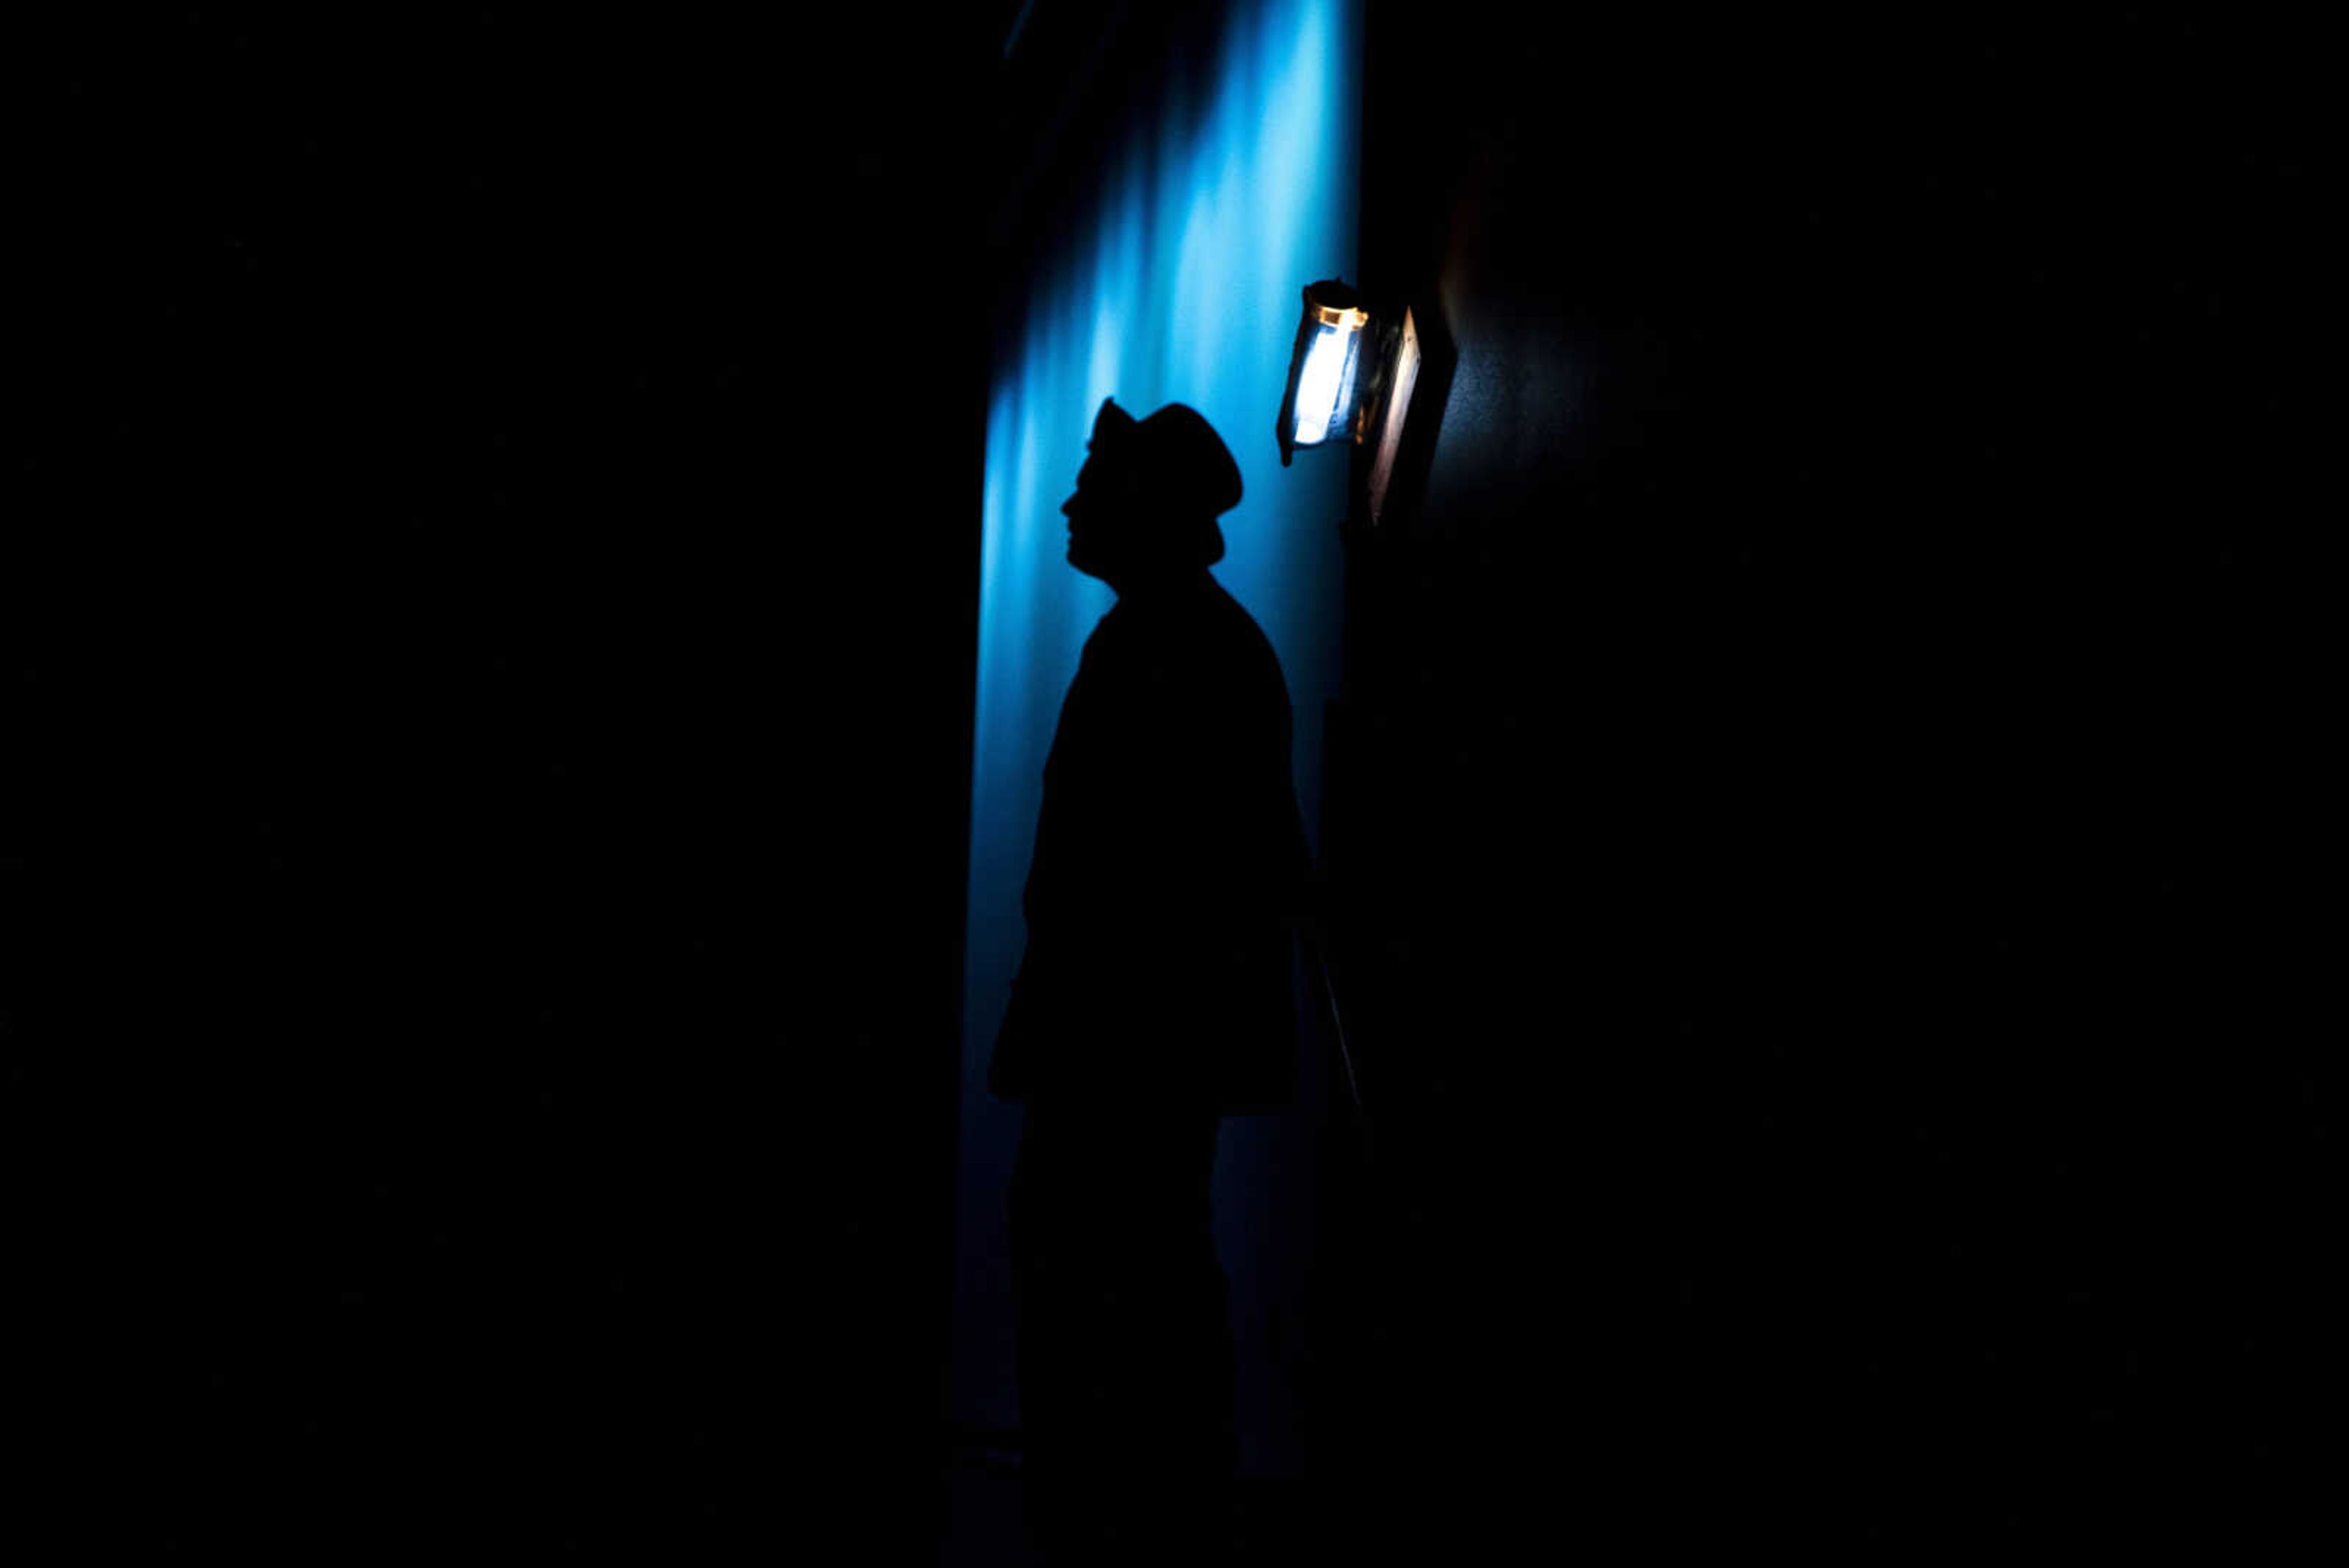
[953,0,1361,1476]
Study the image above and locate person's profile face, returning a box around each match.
[1061,451,1137,580]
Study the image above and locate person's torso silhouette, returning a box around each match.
[990,398,1307,1115]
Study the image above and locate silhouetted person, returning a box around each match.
[990,398,1309,1563]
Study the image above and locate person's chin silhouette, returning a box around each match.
[990,396,1310,1561]
[1060,455,1209,594]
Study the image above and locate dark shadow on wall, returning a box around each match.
[1292,4,2320,1559]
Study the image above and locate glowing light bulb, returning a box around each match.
[1291,324,1356,447]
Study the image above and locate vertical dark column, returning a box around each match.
[1313,4,2314,1557]
[15,11,995,1561]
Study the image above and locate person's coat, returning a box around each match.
[989,571,1310,1114]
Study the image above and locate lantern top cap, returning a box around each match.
[1303,278,1371,329]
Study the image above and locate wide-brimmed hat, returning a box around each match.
[1087,398,1244,519]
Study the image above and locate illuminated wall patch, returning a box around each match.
[952,0,1361,1476]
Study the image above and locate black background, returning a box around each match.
[18,10,993,1560]
[11,5,2322,1560]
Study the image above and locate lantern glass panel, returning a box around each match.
[1292,317,1365,448]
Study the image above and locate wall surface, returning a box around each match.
[1304,6,2318,1556]
[952,0,1362,1480]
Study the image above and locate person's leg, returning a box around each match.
[1010,1104,1126,1559]
[1015,1103,1237,1559]
[1096,1110,1234,1559]
[1009,1107,1074,1555]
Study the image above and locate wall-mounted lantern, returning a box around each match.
[1275,280,1373,466]
[1274,278,1425,529]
